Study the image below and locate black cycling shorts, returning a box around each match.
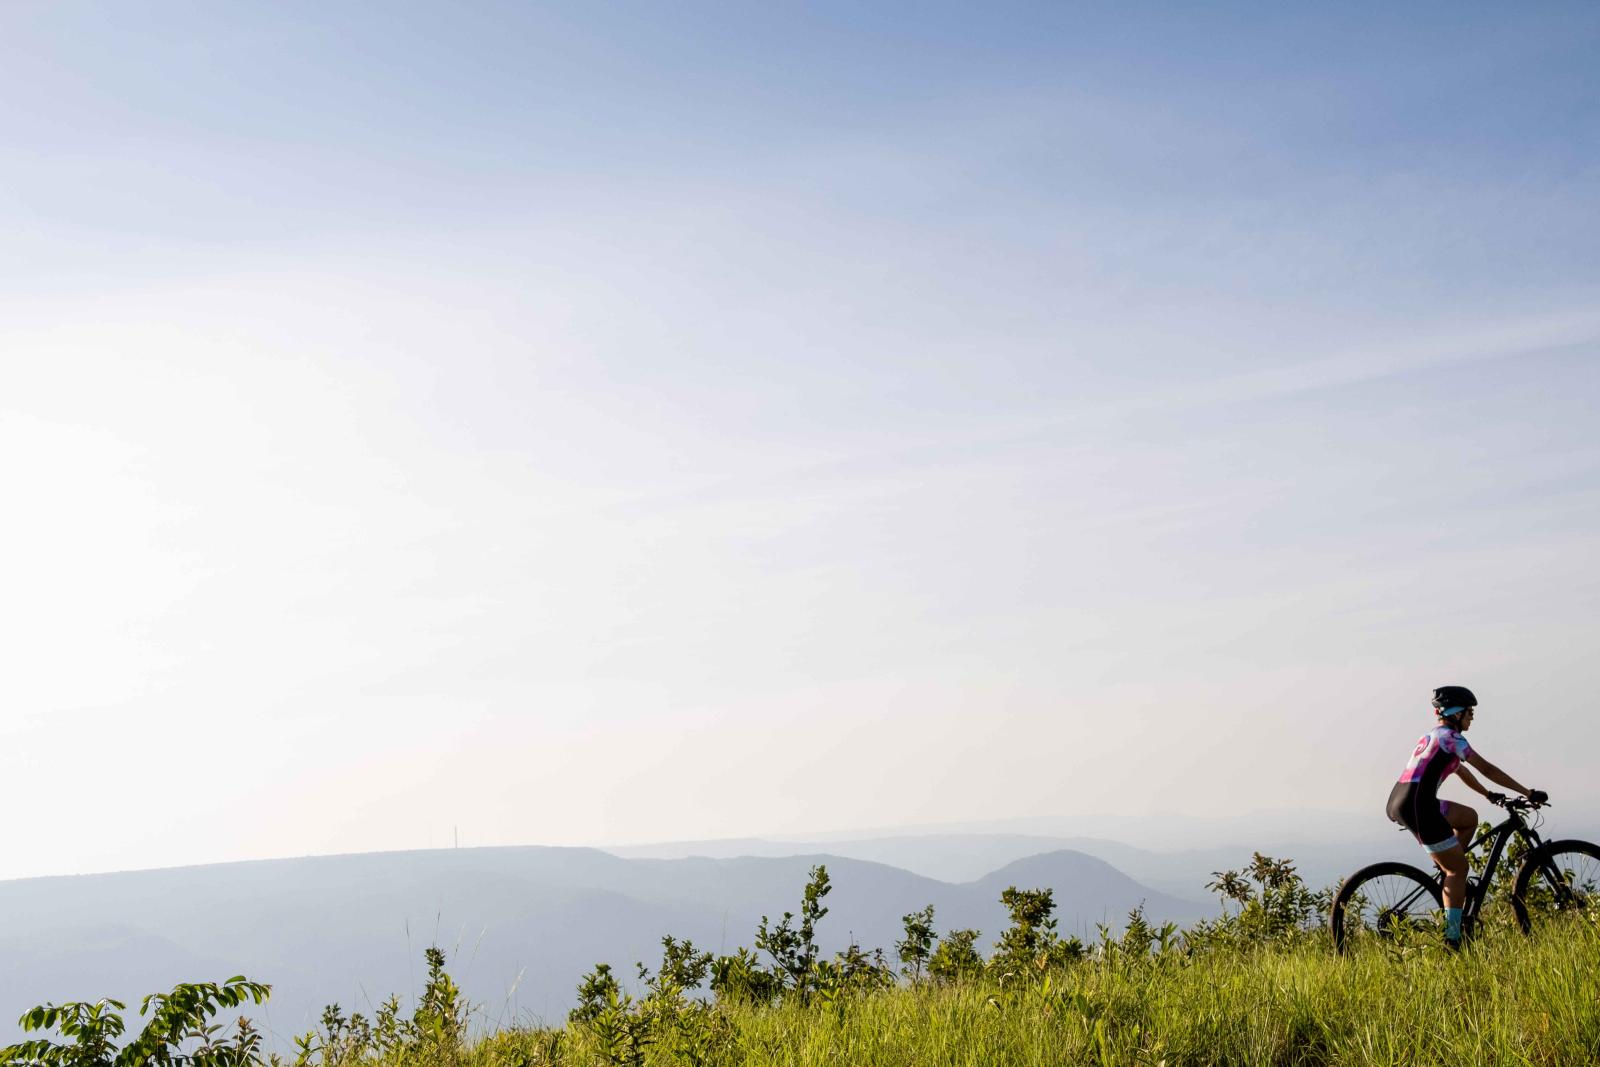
[1386,781,1457,853]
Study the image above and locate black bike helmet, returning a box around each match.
[1432,685,1477,714]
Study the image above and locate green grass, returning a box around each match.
[471,920,1600,1067]
[8,865,1596,1067]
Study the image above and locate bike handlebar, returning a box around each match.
[1494,795,1550,811]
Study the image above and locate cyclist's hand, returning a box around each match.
[1485,792,1508,806]
[1528,789,1549,806]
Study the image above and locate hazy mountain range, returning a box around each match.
[609,807,1459,895]
[613,832,1373,897]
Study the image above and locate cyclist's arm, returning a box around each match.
[1463,750,1531,796]
[1455,766,1493,797]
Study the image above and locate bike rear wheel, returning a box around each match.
[1511,839,1600,933]
[1331,861,1443,954]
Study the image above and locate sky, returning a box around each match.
[2,2,1598,880]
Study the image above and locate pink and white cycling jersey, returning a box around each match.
[1398,725,1472,785]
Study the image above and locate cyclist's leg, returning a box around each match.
[1428,842,1468,908]
[1391,783,1469,940]
[1428,841,1469,943]
[1440,800,1479,852]
[1410,792,1469,943]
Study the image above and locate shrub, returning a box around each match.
[987,887,1085,979]
[895,905,936,983]
[1189,852,1331,949]
[0,978,270,1067]
[927,928,984,985]
[754,865,831,1005]
[708,950,781,1008]
[291,947,470,1067]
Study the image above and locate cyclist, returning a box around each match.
[1385,685,1546,948]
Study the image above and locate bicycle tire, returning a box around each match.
[1331,861,1442,954]
[1510,839,1600,934]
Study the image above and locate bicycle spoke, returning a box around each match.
[1343,875,1439,937]
[1539,853,1600,910]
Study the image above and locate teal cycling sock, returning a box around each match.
[1445,907,1463,940]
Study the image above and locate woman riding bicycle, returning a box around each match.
[1386,685,1547,948]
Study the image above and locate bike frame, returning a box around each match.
[1457,806,1544,923]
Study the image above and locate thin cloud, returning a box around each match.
[606,303,1600,519]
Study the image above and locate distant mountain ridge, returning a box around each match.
[609,830,1417,896]
[0,845,1200,1044]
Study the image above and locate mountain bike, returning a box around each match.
[1330,796,1599,953]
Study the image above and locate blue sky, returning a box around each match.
[2,3,1598,878]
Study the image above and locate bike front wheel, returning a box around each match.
[1331,861,1443,954]
[1511,839,1600,933]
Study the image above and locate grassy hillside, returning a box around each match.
[5,857,1596,1067]
[667,926,1599,1065]
[441,921,1600,1066]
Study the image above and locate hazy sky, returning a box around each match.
[3,3,1598,880]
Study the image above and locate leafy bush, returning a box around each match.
[753,865,830,1005]
[894,905,936,983]
[1188,852,1331,949]
[987,887,1085,979]
[706,950,780,1008]
[569,938,736,1067]
[1093,903,1181,972]
[290,946,471,1067]
[0,978,269,1067]
[926,929,983,985]
[810,941,895,1009]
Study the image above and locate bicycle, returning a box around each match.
[1330,796,1599,953]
